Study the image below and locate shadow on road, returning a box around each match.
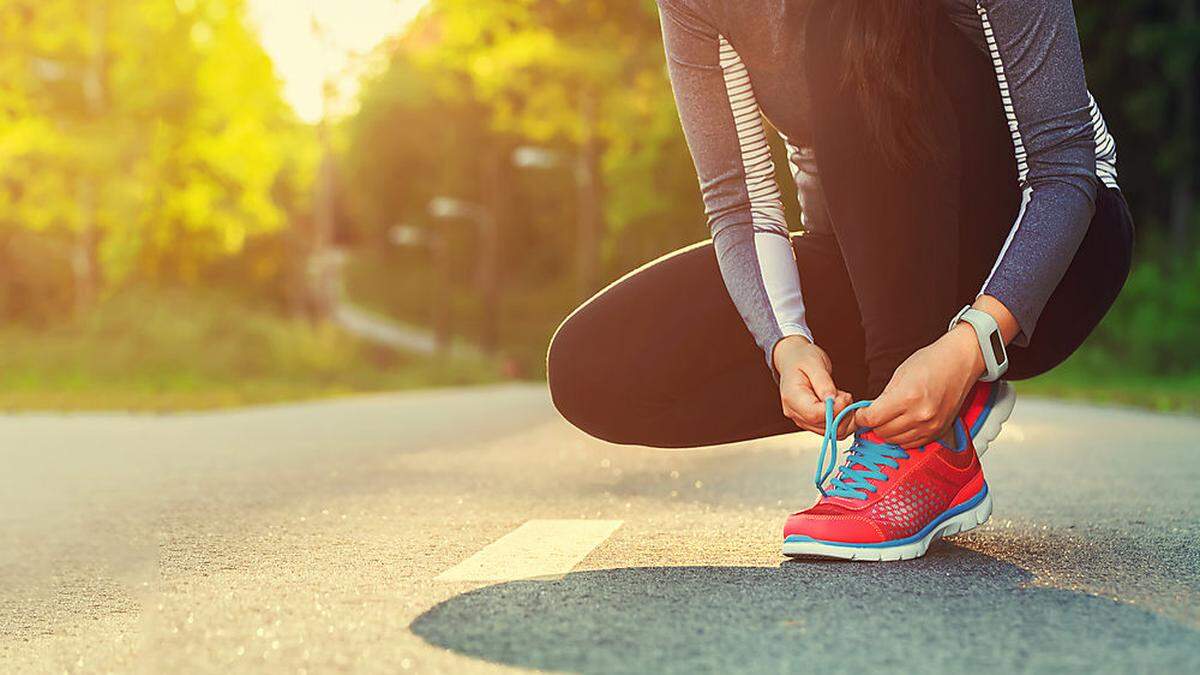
[411,543,1199,673]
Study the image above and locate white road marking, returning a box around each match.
[436,519,623,582]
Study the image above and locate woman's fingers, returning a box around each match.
[871,412,943,447]
[834,390,857,438]
[858,388,944,446]
[774,340,847,435]
[781,368,843,433]
[855,388,905,430]
[776,342,850,436]
[781,371,823,431]
[804,364,838,403]
[797,365,845,432]
[783,381,858,438]
[873,426,925,448]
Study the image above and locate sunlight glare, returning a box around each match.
[246,0,430,123]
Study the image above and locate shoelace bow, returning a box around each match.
[813,398,915,500]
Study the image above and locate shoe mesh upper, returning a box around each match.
[866,477,947,538]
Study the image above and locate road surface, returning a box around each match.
[1,384,1197,673]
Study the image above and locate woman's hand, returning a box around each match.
[855,325,985,448]
[773,335,856,438]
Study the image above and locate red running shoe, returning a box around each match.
[782,401,992,561]
[961,380,1016,457]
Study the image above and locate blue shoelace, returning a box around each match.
[814,398,913,500]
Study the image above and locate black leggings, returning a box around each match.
[547,187,1133,448]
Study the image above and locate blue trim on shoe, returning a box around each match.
[783,482,989,549]
[969,385,999,438]
[949,417,969,453]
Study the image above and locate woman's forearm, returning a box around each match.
[943,294,1021,382]
[974,294,1021,344]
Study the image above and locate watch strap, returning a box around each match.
[949,305,1009,382]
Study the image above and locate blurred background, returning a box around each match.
[0,0,1195,413]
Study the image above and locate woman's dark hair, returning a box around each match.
[832,1,940,167]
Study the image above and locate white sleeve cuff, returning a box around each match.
[777,322,814,345]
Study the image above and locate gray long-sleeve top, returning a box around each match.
[655,0,1119,369]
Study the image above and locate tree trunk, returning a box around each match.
[477,145,504,354]
[72,180,98,314]
[431,228,453,354]
[75,0,106,315]
[309,127,338,321]
[1169,0,1197,263]
[575,92,604,300]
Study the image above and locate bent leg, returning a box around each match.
[547,231,866,448]
[1005,188,1134,379]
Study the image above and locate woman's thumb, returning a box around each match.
[856,404,878,427]
[856,391,897,428]
[805,366,838,402]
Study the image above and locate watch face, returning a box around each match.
[989,330,1007,366]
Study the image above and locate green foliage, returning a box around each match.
[1083,253,1200,374]
[1027,249,1200,412]
[1076,1,1198,241]
[1017,368,1200,414]
[0,287,501,411]
[0,0,316,314]
[341,0,709,375]
[419,0,689,233]
[341,51,490,241]
[345,0,700,259]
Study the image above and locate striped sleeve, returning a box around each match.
[970,0,1117,344]
[656,1,812,373]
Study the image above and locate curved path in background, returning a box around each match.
[1,385,1197,672]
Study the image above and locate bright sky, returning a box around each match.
[246,0,430,123]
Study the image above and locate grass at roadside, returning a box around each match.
[0,288,502,412]
[1016,348,1200,414]
[1017,375,1200,415]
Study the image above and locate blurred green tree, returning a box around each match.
[343,0,711,367]
[0,0,315,318]
[416,0,697,297]
[1078,0,1199,258]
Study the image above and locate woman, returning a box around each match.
[547,1,1133,560]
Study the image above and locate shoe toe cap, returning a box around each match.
[783,509,884,544]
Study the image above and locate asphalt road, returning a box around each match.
[1,384,1197,673]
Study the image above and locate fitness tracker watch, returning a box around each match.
[949,305,1008,382]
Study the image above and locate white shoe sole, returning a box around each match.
[972,381,1016,458]
[781,486,993,562]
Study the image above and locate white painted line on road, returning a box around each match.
[436,519,623,582]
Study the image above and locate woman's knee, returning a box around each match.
[1007,188,1134,380]
[546,310,636,444]
[546,316,590,426]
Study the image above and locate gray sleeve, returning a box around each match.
[655,0,812,373]
[969,0,1102,345]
